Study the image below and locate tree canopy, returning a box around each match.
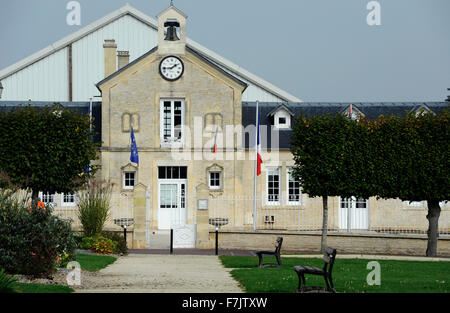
[290,108,450,256]
[0,104,99,199]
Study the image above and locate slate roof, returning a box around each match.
[242,102,450,150]
[1,100,448,150]
[0,101,102,144]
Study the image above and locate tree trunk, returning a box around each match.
[426,200,441,257]
[321,196,328,254]
[31,189,39,207]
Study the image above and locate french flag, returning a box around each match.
[256,104,263,176]
[213,126,218,153]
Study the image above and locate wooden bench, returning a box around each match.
[255,237,283,268]
[293,247,337,293]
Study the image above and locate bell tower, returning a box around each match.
[157,4,187,56]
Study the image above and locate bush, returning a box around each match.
[0,192,77,278]
[101,231,128,255]
[0,268,19,293]
[80,237,97,250]
[77,181,112,237]
[80,235,119,255]
[90,236,116,255]
[74,235,83,248]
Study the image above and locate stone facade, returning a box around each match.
[89,5,450,252]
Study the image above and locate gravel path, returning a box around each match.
[75,254,243,293]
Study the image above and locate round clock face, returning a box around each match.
[160,56,184,81]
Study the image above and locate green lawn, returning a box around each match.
[75,253,117,272]
[14,283,74,293]
[220,255,450,293]
[10,253,117,293]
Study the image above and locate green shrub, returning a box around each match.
[80,237,97,250]
[77,181,112,237]
[74,235,83,248]
[80,235,118,255]
[0,268,19,293]
[90,236,116,255]
[101,231,128,255]
[0,193,77,278]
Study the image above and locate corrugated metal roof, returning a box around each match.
[0,4,299,103]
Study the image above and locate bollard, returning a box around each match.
[215,227,219,256]
[170,229,174,254]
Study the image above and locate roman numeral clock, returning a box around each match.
[160,55,184,81]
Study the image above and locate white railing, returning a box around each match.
[51,193,134,231]
[207,195,450,235]
[47,192,449,236]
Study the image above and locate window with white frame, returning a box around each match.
[40,191,55,205]
[62,192,76,206]
[274,110,291,129]
[160,99,184,146]
[287,168,302,205]
[209,172,221,190]
[266,168,280,204]
[123,171,136,190]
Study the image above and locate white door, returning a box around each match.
[158,181,187,229]
[339,197,369,231]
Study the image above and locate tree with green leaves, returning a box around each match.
[0,104,99,202]
[370,109,450,257]
[290,113,373,252]
[291,109,449,257]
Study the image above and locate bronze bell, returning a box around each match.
[164,21,180,41]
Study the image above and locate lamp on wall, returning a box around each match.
[0,81,3,99]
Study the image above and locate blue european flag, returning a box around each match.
[130,126,139,165]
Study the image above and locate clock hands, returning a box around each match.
[163,64,179,71]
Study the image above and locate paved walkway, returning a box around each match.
[76,254,243,293]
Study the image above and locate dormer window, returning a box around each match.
[267,104,294,130]
[413,104,433,117]
[345,105,364,121]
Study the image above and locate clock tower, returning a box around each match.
[157,4,187,56]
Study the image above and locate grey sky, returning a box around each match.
[0,0,449,102]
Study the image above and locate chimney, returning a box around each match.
[117,51,130,70]
[103,39,117,77]
[446,88,450,102]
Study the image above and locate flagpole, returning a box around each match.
[88,97,92,188]
[347,104,352,232]
[253,101,259,231]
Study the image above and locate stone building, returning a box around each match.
[1,5,449,254]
